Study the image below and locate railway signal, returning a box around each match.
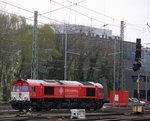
[135,38,141,62]
[133,38,142,71]
[133,62,141,72]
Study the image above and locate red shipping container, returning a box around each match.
[109,91,129,104]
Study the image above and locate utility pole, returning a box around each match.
[145,44,148,101]
[31,11,38,79]
[64,24,67,80]
[145,43,150,101]
[119,21,125,90]
[113,38,117,105]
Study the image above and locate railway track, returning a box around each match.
[1,112,150,121]
[0,112,124,121]
[1,105,150,120]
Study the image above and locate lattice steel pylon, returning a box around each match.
[31,11,38,79]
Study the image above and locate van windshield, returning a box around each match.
[12,85,20,92]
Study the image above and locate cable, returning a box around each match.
[27,3,77,19]
[27,0,87,19]
[127,24,150,34]
[0,1,64,24]
[0,9,33,21]
[127,23,148,29]
[65,0,150,32]
[0,9,63,26]
[65,0,121,22]
[2,0,149,39]
[0,0,117,28]
[49,0,52,24]
[51,0,106,24]
[40,2,78,16]
[0,0,33,14]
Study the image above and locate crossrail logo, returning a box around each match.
[59,87,63,95]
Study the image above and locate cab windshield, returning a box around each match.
[12,85,28,92]
[22,85,28,92]
[12,85,20,92]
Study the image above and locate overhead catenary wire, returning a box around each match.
[0,0,64,24]
[51,0,106,24]
[51,0,150,34]
[65,0,121,22]
[27,2,78,19]
[65,0,150,33]
[0,9,46,25]
[0,0,132,39]
[0,0,144,31]
[0,0,33,14]
[0,0,150,40]
[0,0,148,32]
[25,0,87,19]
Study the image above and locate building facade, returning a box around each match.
[53,24,150,100]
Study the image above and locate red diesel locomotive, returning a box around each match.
[10,79,104,111]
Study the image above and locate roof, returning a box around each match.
[26,79,59,84]
[26,79,103,87]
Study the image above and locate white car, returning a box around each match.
[129,98,145,104]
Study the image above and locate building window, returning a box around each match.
[86,88,95,97]
[44,86,54,95]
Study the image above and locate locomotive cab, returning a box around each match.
[11,85,30,101]
[10,79,30,111]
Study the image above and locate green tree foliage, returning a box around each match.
[0,13,23,101]
[0,11,59,101]
[46,56,64,80]
[86,54,98,81]
[0,10,115,101]
[65,35,114,92]
[73,39,89,81]
[38,24,63,79]
[100,60,113,90]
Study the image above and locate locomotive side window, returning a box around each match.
[13,85,20,92]
[86,88,95,96]
[31,86,36,92]
[22,85,28,92]
[44,86,54,95]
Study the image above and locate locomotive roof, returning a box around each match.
[26,79,103,87]
[26,79,60,84]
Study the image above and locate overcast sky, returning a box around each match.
[1,0,150,45]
